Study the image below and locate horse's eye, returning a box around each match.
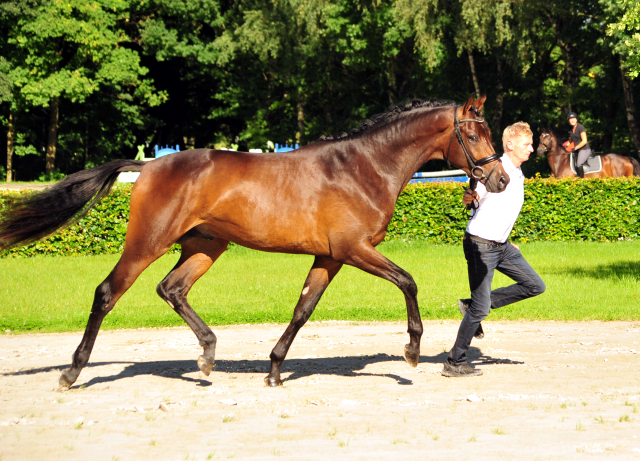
[469,135,479,142]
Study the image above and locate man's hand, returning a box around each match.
[463,189,479,207]
[510,242,520,250]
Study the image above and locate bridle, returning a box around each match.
[539,133,569,157]
[446,105,503,183]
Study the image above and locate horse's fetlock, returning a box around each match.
[199,335,216,348]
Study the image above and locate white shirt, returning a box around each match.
[466,154,525,243]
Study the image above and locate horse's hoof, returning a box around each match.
[58,370,74,390]
[264,376,283,387]
[197,356,215,376]
[404,344,420,368]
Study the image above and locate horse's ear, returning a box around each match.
[475,95,487,111]
[462,94,475,114]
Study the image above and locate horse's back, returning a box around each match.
[126,147,391,256]
[601,153,636,177]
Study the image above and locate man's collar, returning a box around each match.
[502,152,517,170]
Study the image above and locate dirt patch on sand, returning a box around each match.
[1,321,639,460]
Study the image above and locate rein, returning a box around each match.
[446,105,502,211]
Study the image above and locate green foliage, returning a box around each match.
[37,168,66,182]
[1,185,133,257]
[2,178,639,258]
[8,0,164,107]
[3,0,640,181]
[0,0,167,177]
[387,177,640,243]
[388,181,466,243]
[607,0,640,78]
[513,177,640,242]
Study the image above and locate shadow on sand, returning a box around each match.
[2,347,524,389]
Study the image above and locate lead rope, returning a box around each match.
[464,176,479,217]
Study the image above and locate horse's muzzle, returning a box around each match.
[496,174,509,191]
[485,171,509,192]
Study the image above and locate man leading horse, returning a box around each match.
[443,122,547,377]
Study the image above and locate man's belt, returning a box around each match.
[464,232,507,246]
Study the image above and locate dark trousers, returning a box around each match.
[447,236,546,365]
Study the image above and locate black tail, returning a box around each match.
[0,160,146,250]
[631,157,640,177]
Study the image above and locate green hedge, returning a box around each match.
[388,176,640,243]
[2,177,640,257]
[1,185,134,257]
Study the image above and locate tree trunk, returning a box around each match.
[491,57,505,149]
[84,117,89,168]
[6,110,13,182]
[46,96,59,174]
[604,98,615,152]
[620,57,640,156]
[549,15,577,111]
[562,48,578,110]
[467,51,481,99]
[387,58,397,106]
[296,96,305,145]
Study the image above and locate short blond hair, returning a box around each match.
[502,122,533,151]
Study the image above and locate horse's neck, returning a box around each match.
[362,109,452,189]
[548,144,570,176]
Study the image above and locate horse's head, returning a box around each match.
[536,128,555,157]
[450,95,509,192]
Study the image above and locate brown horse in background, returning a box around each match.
[537,129,640,178]
[0,95,509,390]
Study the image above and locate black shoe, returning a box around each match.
[441,361,483,378]
[576,164,585,178]
[457,299,485,339]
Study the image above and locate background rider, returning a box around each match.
[567,112,591,178]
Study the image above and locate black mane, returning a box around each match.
[319,98,456,141]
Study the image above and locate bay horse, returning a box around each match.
[537,129,640,178]
[0,95,509,390]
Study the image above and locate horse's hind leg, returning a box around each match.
[59,250,164,389]
[156,238,229,376]
[265,256,342,387]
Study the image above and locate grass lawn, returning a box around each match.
[0,241,639,333]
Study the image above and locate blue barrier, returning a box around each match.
[275,143,299,152]
[409,170,468,184]
[155,145,180,158]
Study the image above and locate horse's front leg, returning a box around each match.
[265,256,342,387]
[344,242,423,367]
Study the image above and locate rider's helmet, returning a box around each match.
[566,112,578,120]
